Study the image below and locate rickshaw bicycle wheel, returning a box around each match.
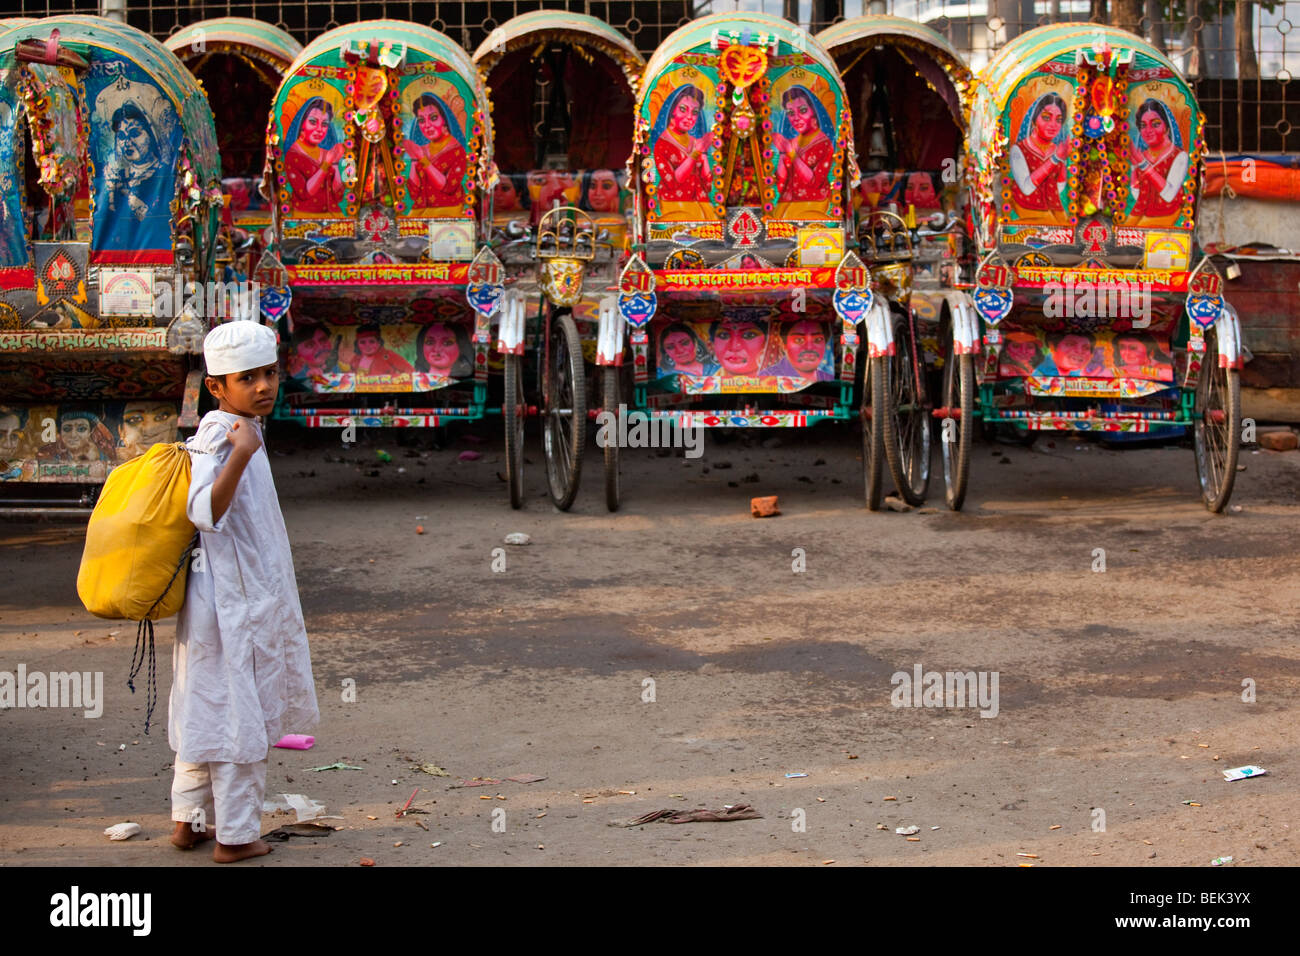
[940,320,973,511]
[503,352,525,510]
[1194,326,1240,513]
[543,310,586,510]
[884,310,931,505]
[862,355,887,511]
[602,365,621,512]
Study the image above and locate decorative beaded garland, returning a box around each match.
[461,105,483,219]
[1069,59,1133,225]
[708,78,729,218]
[1067,75,1088,225]
[342,66,363,215]
[1181,114,1206,228]
[637,114,659,217]
[386,74,408,212]
[1110,66,1132,224]
[829,106,849,221]
[752,73,776,214]
[14,67,87,204]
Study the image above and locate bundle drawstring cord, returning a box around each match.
[127,530,198,734]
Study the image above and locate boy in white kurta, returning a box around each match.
[169,321,319,862]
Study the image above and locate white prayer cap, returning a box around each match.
[203,320,279,375]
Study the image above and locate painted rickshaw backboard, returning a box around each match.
[970,24,1203,259]
[636,12,857,235]
[267,19,494,264]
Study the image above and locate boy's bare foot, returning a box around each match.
[213,839,272,863]
[170,820,215,849]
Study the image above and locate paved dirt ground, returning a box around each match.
[1,422,1297,867]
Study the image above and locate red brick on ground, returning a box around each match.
[1258,429,1298,451]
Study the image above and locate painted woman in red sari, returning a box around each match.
[1009,92,1069,216]
[652,84,715,221]
[1127,98,1190,226]
[284,97,346,216]
[405,93,469,218]
[773,85,834,220]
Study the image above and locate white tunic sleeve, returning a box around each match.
[1010,145,1035,195]
[186,418,231,534]
[1159,151,1189,203]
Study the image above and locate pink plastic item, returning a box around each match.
[273,734,315,750]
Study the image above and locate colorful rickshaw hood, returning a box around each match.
[265,18,495,227]
[816,14,972,125]
[0,15,221,269]
[634,11,859,227]
[164,17,303,71]
[471,10,644,94]
[969,22,1204,243]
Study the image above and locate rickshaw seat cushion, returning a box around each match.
[77,441,195,621]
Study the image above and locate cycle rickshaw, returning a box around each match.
[0,16,221,505]
[951,23,1242,511]
[600,11,898,511]
[265,20,509,487]
[819,14,975,506]
[472,11,644,509]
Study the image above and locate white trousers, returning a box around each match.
[171,758,268,845]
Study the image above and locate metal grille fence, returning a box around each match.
[2,1,1294,152]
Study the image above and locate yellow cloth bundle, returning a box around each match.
[77,441,195,621]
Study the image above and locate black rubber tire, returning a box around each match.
[602,366,621,512]
[940,324,974,512]
[863,354,888,511]
[1194,327,1241,513]
[504,352,525,509]
[543,311,586,510]
[885,311,931,505]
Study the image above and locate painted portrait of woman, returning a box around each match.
[104,102,167,223]
[579,169,622,214]
[1128,98,1190,226]
[405,93,469,218]
[84,69,179,253]
[494,173,531,215]
[708,316,775,378]
[1009,92,1069,217]
[657,322,719,380]
[652,83,715,220]
[773,85,834,220]
[340,324,413,377]
[415,321,473,379]
[283,96,346,216]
